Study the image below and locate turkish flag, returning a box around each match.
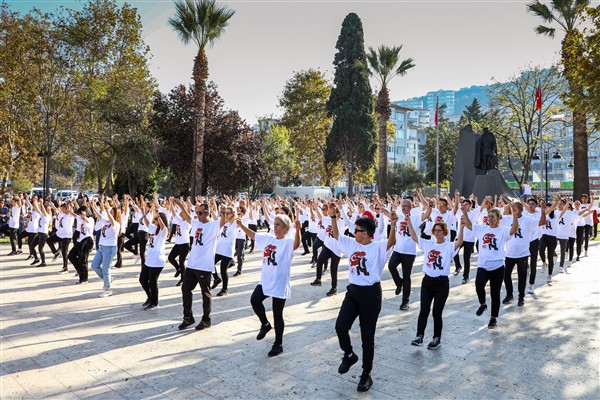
[535,86,542,111]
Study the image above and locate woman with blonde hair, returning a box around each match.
[90,196,121,298]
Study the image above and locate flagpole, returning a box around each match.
[536,86,543,199]
[435,97,439,196]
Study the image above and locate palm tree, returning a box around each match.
[169,0,235,196]
[527,0,590,199]
[367,45,415,196]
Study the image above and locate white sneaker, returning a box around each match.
[132,256,140,264]
[585,250,588,257]
[58,269,69,275]
[527,285,535,295]
[559,266,564,273]
[542,263,548,272]
[99,289,113,298]
[547,275,552,285]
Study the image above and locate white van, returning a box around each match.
[28,187,56,197]
[56,190,79,201]
[272,186,332,200]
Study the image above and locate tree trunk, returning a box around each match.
[572,109,589,199]
[376,87,391,196]
[191,50,209,197]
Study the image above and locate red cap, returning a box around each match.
[362,211,376,221]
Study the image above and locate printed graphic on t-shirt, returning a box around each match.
[435,215,443,223]
[546,220,553,230]
[514,227,523,238]
[101,224,109,237]
[263,244,277,266]
[59,216,64,228]
[176,225,181,236]
[149,235,155,248]
[399,221,410,236]
[482,216,489,225]
[194,228,204,246]
[559,217,565,225]
[81,223,86,235]
[482,233,498,250]
[221,225,229,238]
[326,225,333,237]
[349,251,369,276]
[426,249,443,270]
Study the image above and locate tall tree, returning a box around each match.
[460,98,487,124]
[169,0,235,196]
[326,13,376,196]
[527,0,590,198]
[278,69,337,186]
[423,121,459,184]
[388,163,424,196]
[366,45,415,196]
[488,66,566,191]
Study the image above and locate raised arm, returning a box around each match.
[387,212,398,251]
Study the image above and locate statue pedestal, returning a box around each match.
[472,169,517,200]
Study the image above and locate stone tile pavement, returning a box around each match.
[1,238,599,399]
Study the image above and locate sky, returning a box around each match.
[7,0,573,125]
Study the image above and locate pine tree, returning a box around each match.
[325,13,376,196]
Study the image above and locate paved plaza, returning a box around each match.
[1,238,599,399]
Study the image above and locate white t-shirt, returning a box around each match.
[472,224,511,270]
[556,210,578,240]
[580,203,596,225]
[254,233,297,299]
[55,212,74,239]
[215,222,237,258]
[523,183,532,196]
[187,219,221,271]
[335,235,391,286]
[25,211,39,233]
[98,219,120,247]
[417,238,458,277]
[236,216,250,239]
[9,205,21,229]
[393,215,422,255]
[77,216,95,241]
[322,216,344,257]
[542,213,559,237]
[504,215,537,258]
[172,215,192,245]
[146,224,168,268]
[460,209,480,242]
[38,213,50,235]
[136,211,150,233]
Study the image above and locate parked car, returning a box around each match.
[56,190,79,201]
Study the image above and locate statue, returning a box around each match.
[474,127,498,173]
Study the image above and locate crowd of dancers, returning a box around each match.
[0,189,597,392]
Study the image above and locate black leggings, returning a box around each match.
[316,245,340,288]
[302,231,316,254]
[458,241,475,280]
[387,251,416,302]
[567,237,575,261]
[31,233,48,263]
[248,224,257,252]
[17,229,27,250]
[140,264,163,305]
[124,231,149,266]
[213,254,233,290]
[475,265,504,318]
[114,235,125,268]
[558,238,568,267]
[182,268,212,321]
[26,232,37,256]
[335,283,382,374]
[234,239,245,272]
[251,285,286,346]
[9,227,19,252]
[417,275,449,339]
[529,239,539,285]
[504,256,528,300]
[168,243,190,274]
[312,237,324,263]
[48,236,71,270]
[68,237,93,282]
[539,234,557,274]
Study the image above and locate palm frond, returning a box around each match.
[395,58,415,76]
[535,25,556,37]
[527,1,554,23]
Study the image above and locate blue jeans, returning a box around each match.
[91,245,117,289]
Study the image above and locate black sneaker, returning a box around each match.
[427,337,441,350]
[16,250,23,255]
[26,254,33,260]
[30,259,40,266]
[144,304,160,310]
[517,299,525,307]
[400,301,409,311]
[256,323,272,340]
[488,317,498,329]
[211,277,222,290]
[454,267,462,276]
[357,372,373,392]
[301,251,310,255]
[326,287,337,296]
[338,352,358,374]
[502,295,513,304]
[395,279,403,295]
[195,319,211,331]
[216,289,228,297]
[175,280,182,287]
[7,251,17,256]
[52,252,60,261]
[233,270,241,277]
[310,279,322,287]
[476,304,488,316]
[141,299,152,308]
[268,344,283,357]
[411,334,423,347]
[174,270,181,278]
[178,318,196,330]
[39,263,47,267]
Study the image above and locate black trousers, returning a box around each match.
[168,243,190,274]
[567,237,575,261]
[124,231,149,266]
[114,235,125,268]
[335,283,382,374]
[9,227,18,252]
[48,236,71,270]
[558,238,569,267]
[475,265,504,318]
[140,264,164,305]
[316,245,340,288]
[68,237,93,282]
[529,239,539,285]
[248,224,257,251]
[182,268,212,322]
[234,239,245,272]
[312,237,324,263]
[539,234,557,274]
[417,275,449,339]
[458,241,475,280]
[31,233,48,263]
[25,232,37,256]
[504,256,528,301]
[251,284,286,346]
[213,254,233,290]
[387,251,416,302]
[302,231,316,254]
[17,229,27,250]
